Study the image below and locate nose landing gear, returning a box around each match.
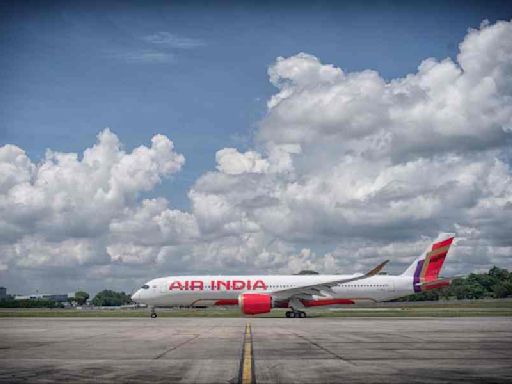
[150,307,157,318]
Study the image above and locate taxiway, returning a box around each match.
[0,317,511,383]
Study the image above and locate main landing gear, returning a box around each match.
[150,307,158,318]
[285,310,307,318]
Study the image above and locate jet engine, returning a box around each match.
[238,293,272,315]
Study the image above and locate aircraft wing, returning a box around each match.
[271,260,389,300]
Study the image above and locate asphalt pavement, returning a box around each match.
[0,317,511,383]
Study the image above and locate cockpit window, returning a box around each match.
[141,284,150,289]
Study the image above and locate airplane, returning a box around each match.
[131,233,456,318]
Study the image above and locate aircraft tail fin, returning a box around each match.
[401,233,455,292]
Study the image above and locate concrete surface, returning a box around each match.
[0,317,511,383]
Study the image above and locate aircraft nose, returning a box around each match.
[131,290,141,302]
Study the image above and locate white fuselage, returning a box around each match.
[131,274,415,308]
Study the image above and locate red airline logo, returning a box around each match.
[169,280,267,291]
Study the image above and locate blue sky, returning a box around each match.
[2,0,511,210]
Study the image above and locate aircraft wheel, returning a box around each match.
[150,312,157,318]
[299,311,306,318]
[285,311,291,318]
[289,311,296,318]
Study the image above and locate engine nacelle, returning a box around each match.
[238,293,272,315]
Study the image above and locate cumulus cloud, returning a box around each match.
[1,20,512,294]
[189,19,512,275]
[261,21,512,160]
[216,148,270,175]
[0,129,188,291]
[0,129,185,243]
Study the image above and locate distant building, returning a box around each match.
[0,287,6,300]
[14,293,70,302]
[45,294,70,302]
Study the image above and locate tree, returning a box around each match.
[92,290,132,306]
[492,282,512,298]
[467,273,495,292]
[74,291,90,305]
[489,266,509,281]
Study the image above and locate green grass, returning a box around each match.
[313,309,512,317]
[1,302,512,318]
[384,300,512,309]
[0,309,237,318]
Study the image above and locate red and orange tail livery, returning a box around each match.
[402,233,455,293]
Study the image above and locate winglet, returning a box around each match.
[366,260,389,277]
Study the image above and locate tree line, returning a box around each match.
[0,289,132,308]
[90,290,132,306]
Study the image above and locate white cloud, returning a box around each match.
[109,198,199,248]
[189,19,512,274]
[0,145,34,193]
[113,32,204,64]
[113,51,175,63]
[216,148,270,175]
[142,32,204,49]
[1,20,512,294]
[260,21,512,159]
[0,129,184,289]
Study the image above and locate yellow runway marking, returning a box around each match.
[239,323,255,384]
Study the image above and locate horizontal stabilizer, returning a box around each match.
[415,276,462,291]
[416,276,461,287]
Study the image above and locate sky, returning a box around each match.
[1,0,512,295]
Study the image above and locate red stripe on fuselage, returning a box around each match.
[214,299,239,306]
[302,299,355,307]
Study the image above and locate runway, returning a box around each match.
[1,317,511,383]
